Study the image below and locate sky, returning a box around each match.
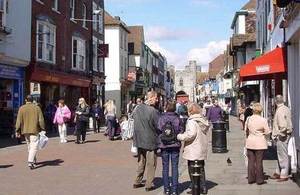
[104,0,249,71]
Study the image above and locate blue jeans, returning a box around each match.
[161,148,180,193]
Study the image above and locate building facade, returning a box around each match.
[91,0,105,106]
[0,0,31,134]
[175,61,197,101]
[29,0,95,111]
[104,12,131,117]
[229,0,258,115]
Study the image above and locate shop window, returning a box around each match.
[36,20,56,63]
[72,36,86,71]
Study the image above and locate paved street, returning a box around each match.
[0,117,299,195]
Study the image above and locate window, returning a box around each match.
[120,31,123,49]
[98,40,104,72]
[36,20,56,63]
[72,37,86,71]
[52,0,58,11]
[0,0,6,27]
[179,78,183,86]
[92,2,97,30]
[82,3,87,28]
[97,8,103,33]
[93,39,98,71]
[70,0,75,19]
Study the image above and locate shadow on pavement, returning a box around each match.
[178,180,218,194]
[35,159,64,168]
[0,164,14,168]
[84,140,101,143]
[152,177,163,189]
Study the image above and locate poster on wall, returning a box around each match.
[30,82,41,95]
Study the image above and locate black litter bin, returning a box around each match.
[211,121,227,153]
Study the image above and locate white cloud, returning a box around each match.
[186,40,228,71]
[146,40,228,72]
[145,26,198,42]
[147,41,185,67]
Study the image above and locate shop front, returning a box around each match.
[30,68,91,111]
[0,64,24,135]
[91,75,105,106]
[240,47,287,126]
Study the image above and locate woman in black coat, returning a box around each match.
[75,98,90,144]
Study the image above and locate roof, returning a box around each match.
[208,54,225,79]
[242,0,257,10]
[104,11,130,33]
[196,72,209,84]
[231,33,256,48]
[231,0,256,29]
[128,26,145,55]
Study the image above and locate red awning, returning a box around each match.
[240,47,287,81]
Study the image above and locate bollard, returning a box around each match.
[211,121,227,153]
[191,161,201,195]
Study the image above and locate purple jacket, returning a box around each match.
[158,112,183,149]
[207,106,223,122]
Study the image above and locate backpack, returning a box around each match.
[160,121,177,145]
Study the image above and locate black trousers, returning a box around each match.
[76,121,87,142]
[247,149,265,184]
[93,117,101,132]
[188,160,207,192]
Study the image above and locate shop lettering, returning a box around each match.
[256,65,270,73]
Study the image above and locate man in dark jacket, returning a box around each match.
[133,91,159,192]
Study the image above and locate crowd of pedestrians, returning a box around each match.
[13,92,296,194]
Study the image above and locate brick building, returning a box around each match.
[29,0,100,110]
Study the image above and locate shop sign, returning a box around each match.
[0,64,23,79]
[256,65,270,73]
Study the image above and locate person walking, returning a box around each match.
[75,98,90,144]
[91,101,103,133]
[243,101,255,129]
[270,95,293,182]
[104,100,117,140]
[132,91,159,192]
[207,100,223,123]
[44,100,57,133]
[177,103,210,194]
[244,103,271,185]
[53,99,71,143]
[15,95,46,169]
[158,100,183,195]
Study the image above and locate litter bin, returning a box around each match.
[211,121,227,153]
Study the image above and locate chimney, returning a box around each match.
[115,16,121,21]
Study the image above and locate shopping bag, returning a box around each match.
[38,132,49,150]
[131,143,137,154]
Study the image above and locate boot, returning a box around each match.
[200,163,208,194]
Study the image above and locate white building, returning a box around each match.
[175,61,197,101]
[0,0,31,134]
[104,12,131,117]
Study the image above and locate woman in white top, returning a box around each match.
[104,100,117,140]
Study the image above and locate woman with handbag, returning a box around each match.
[244,103,271,185]
[75,98,90,144]
[177,103,210,194]
[53,99,71,143]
